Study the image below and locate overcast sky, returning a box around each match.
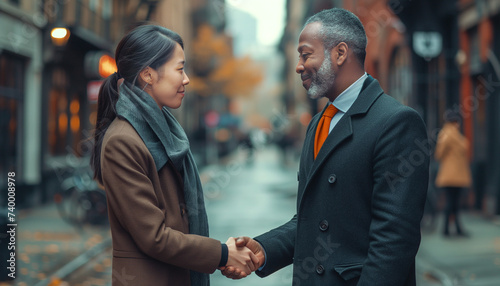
[227,0,286,46]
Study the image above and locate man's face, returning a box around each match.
[296,22,336,99]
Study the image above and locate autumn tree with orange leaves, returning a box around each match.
[189,24,263,98]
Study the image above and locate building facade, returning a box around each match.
[0,0,44,205]
[0,0,234,206]
[39,0,136,204]
[0,0,163,206]
[457,0,500,214]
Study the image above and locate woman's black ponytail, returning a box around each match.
[91,72,120,184]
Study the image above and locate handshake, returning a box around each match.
[220,236,265,279]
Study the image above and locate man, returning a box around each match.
[222,8,429,285]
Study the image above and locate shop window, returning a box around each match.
[0,53,24,180]
[47,68,83,157]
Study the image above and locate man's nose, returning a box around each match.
[296,61,304,74]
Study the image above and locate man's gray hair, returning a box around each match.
[305,8,367,65]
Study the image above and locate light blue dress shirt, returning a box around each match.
[328,72,368,133]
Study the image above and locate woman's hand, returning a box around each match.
[222,237,259,278]
[220,236,265,279]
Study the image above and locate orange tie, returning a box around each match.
[314,104,338,159]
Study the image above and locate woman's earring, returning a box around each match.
[142,82,148,91]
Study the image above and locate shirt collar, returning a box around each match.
[331,72,368,113]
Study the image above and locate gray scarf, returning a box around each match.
[116,82,210,286]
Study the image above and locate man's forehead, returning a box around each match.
[298,22,323,51]
[300,22,322,37]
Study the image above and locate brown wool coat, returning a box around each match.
[100,118,221,286]
[435,122,472,188]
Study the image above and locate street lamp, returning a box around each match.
[50,27,70,46]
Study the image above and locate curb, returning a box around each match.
[33,237,112,286]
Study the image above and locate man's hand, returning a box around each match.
[220,236,265,279]
[220,237,259,279]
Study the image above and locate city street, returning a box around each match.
[3,0,500,285]
[416,213,500,286]
[1,146,500,285]
[204,146,297,286]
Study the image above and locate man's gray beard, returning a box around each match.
[307,54,335,99]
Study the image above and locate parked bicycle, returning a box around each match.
[54,164,108,226]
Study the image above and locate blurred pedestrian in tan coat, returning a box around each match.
[435,111,472,237]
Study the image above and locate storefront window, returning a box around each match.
[47,68,83,157]
[0,53,24,179]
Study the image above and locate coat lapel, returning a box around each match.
[302,105,326,173]
[298,76,384,207]
[309,116,353,177]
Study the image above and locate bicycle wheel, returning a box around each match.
[54,185,85,226]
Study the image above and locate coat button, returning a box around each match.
[328,174,336,184]
[297,171,300,181]
[319,220,329,231]
[316,264,325,275]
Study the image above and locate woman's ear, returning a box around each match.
[139,67,153,86]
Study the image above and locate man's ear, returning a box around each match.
[139,67,153,85]
[331,42,348,66]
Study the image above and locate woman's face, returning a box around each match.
[148,43,190,109]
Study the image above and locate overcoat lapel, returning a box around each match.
[298,76,384,208]
[310,115,353,175]
[301,104,325,175]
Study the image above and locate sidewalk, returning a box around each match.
[0,203,112,286]
[416,212,500,286]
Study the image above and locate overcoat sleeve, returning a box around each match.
[357,107,429,285]
[101,131,221,274]
[254,215,297,277]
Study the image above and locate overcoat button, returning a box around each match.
[319,220,329,231]
[328,174,336,184]
[316,264,325,275]
[297,171,300,181]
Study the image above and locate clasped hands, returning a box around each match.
[219,236,265,279]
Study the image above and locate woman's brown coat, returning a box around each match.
[435,122,472,188]
[101,118,221,286]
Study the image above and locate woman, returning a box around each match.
[91,25,257,285]
[435,111,472,237]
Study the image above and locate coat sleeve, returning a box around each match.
[254,215,297,277]
[101,132,221,274]
[357,107,429,285]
